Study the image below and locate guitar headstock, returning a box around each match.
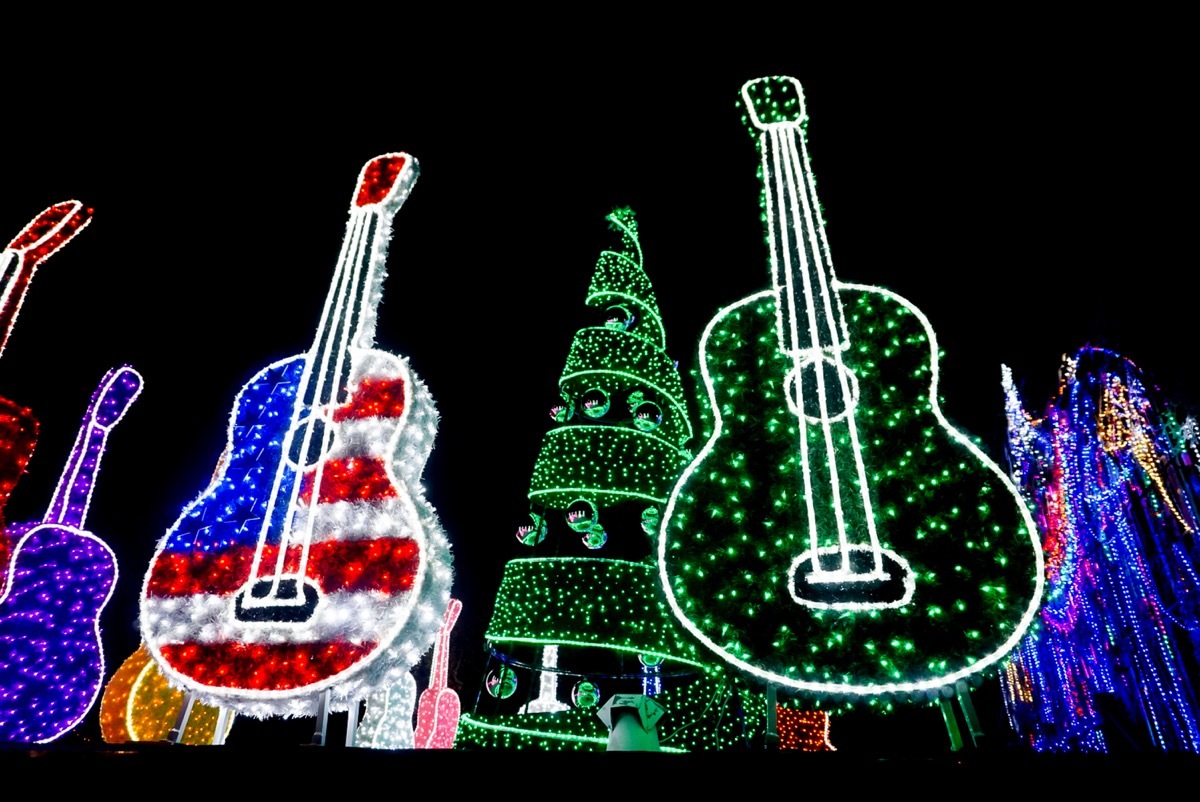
[90,366,144,431]
[1,201,93,361]
[353,153,419,217]
[740,76,808,133]
[4,200,93,269]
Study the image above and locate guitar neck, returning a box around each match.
[429,599,461,689]
[757,112,847,356]
[45,367,143,527]
[302,207,387,408]
[300,155,417,410]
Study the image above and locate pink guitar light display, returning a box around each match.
[414,597,462,748]
[0,366,143,742]
[140,153,453,723]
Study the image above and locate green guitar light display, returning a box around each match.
[657,76,1044,698]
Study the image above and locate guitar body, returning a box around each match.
[0,522,117,742]
[659,285,1042,695]
[141,345,451,718]
[415,683,460,749]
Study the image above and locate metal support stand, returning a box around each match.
[166,691,197,744]
[956,683,985,749]
[938,681,986,751]
[938,695,965,751]
[345,699,360,747]
[765,684,779,749]
[211,708,232,745]
[311,688,331,746]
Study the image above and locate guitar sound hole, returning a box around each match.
[785,357,858,423]
[286,416,331,470]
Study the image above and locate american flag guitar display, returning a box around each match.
[139,153,453,720]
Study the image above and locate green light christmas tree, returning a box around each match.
[456,208,776,752]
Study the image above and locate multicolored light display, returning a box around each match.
[139,153,453,723]
[658,76,1044,699]
[0,366,142,743]
[999,347,1200,753]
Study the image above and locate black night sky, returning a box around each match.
[1,34,1196,777]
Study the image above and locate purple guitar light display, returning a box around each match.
[0,366,143,743]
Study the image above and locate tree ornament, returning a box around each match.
[632,400,663,432]
[485,666,518,700]
[581,524,608,550]
[515,512,548,547]
[565,499,598,533]
[580,388,610,419]
[640,507,661,537]
[604,304,636,331]
[549,392,574,423]
[572,679,601,709]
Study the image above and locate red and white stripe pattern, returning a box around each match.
[141,351,452,718]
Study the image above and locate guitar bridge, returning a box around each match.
[234,576,321,623]
[789,544,915,610]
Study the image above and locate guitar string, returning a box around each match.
[249,204,368,601]
[763,124,820,574]
[291,205,376,585]
[775,121,884,581]
[770,123,846,574]
[248,214,351,594]
[785,119,885,579]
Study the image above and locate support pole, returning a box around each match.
[345,699,360,747]
[765,684,779,749]
[211,708,232,746]
[938,695,964,752]
[956,682,985,749]
[166,692,197,745]
[312,688,331,746]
